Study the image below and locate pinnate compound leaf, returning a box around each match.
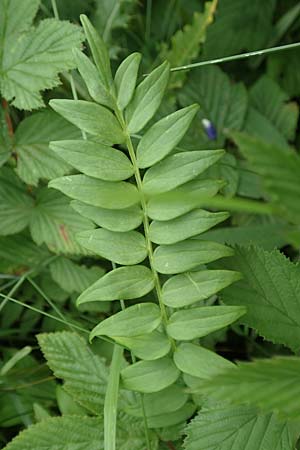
[49,175,139,210]
[115,52,141,110]
[200,357,300,421]
[2,416,103,450]
[50,139,133,181]
[162,270,242,308]
[221,245,300,352]
[184,403,296,450]
[114,331,171,361]
[121,357,180,393]
[90,303,161,340]
[126,61,170,133]
[77,265,154,304]
[37,332,108,414]
[136,104,199,168]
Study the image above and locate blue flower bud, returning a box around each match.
[202,118,217,140]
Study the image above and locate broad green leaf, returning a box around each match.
[49,175,139,210]
[74,48,114,108]
[76,229,147,265]
[244,107,288,148]
[136,104,199,168]
[121,357,180,393]
[167,306,246,340]
[0,104,12,167]
[153,240,233,274]
[116,414,159,450]
[2,416,103,450]
[201,357,300,420]
[50,100,124,144]
[126,61,170,133]
[0,168,33,235]
[162,270,242,308]
[29,189,93,254]
[114,331,171,360]
[56,385,87,416]
[0,234,50,268]
[80,14,112,87]
[220,246,300,352]
[147,402,196,429]
[77,265,154,304]
[49,257,105,294]
[115,52,141,110]
[14,111,80,186]
[71,200,143,232]
[174,343,233,379]
[0,12,83,110]
[143,150,224,195]
[149,209,229,244]
[50,140,133,181]
[38,332,108,414]
[90,303,161,340]
[147,179,224,221]
[185,403,296,450]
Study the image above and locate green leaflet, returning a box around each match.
[153,240,234,274]
[114,331,171,360]
[167,306,246,340]
[136,104,199,168]
[50,100,124,144]
[115,52,141,110]
[162,270,242,308]
[77,265,154,304]
[143,150,225,195]
[89,303,161,340]
[149,209,229,244]
[50,140,134,181]
[125,61,170,133]
[121,357,180,393]
[146,179,224,221]
[71,201,143,232]
[173,343,234,379]
[147,402,196,429]
[49,175,139,210]
[76,229,147,265]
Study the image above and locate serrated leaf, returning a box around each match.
[0,234,50,268]
[50,100,124,144]
[71,200,143,232]
[220,245,300,352]
[90,303,161,340]
[49,175,139,210]
[37,332,108,414]
[136,105,199,168]
[77,265,154,304]
[153,240,233,274]
[76,228,147,265]
[143,150,224,195]
[114,331,171,361]
[149,209,229,244]
[115,52,141,110]
[184,403,296,450]
[126,61,170,133]
[2,416,103,450]
[14,111,80,186]
[50,139,133,181]
[121,356,180,393]
[174,343,233,379]
[167,306,246,340]
[162,270,242,308]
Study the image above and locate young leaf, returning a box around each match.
[173,343,234,379]
[114,331,171,361]
[167,306,246,340]
[49,175,139,210]
[162,270,242,308]
[136,104,199,168]
[77,265,154,304]
[50,140,134,181]
[115,52,141,110]
[125,61,170,133]
[143,150,224,195]
[147,402,196,429]
[89,303,161,340]
[121,357,180,393]
[76,229,147,265]
[50,100,124,144]
[153,240,234,274]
